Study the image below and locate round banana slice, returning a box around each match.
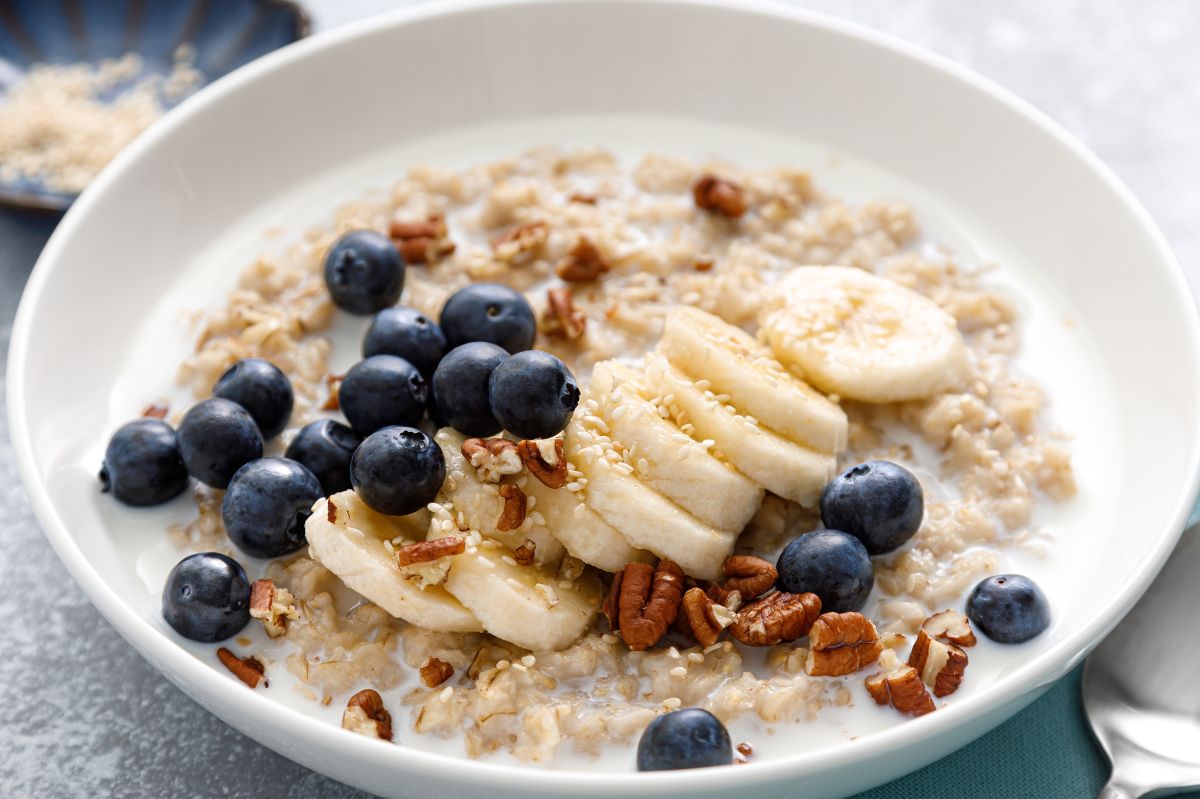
[305,492,483,633]
[759,266,971,403]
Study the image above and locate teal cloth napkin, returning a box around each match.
[858,497,1200,797]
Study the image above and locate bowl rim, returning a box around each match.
[9,0,1200,791]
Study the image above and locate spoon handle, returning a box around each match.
[1097,779,1143,799]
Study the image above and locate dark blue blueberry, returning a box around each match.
[338,355,428,436]
[363,306,447,378]
[161,552,251,642]
[284,420,362,495]
[176,398,263,489]
[439,283,536,354]
[488,350,579,440]
[776,529,874,613]
[820,460,924,555]
[967,574,1051,643]
[431,342,508,437]
[99,418,189,506]
[351,426,446,515]
[323,230,404,315]
[212,358,294,439]
[636,708,733,771]
[221,458,323,558]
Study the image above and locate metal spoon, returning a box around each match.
[1083,525,1200,798]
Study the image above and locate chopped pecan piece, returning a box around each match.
[518,438,567,488]
[720,555,778,600]
[730,591,821,646]
[326,498,338,524]
[248,579,296,638]
[216,648,267,688]
[805,612,883,676]
[491,221,548,265]
[908,629,968,697]
[865,650,936,717]
[390,214,455,264]
[606,560,685,651]
[420,657,455,688]
[705,582,743,611]
[680,587,735,647]
[462,437,524,483]
[693,174,748,218]
[496,484,527,531]
[543,287,587,340]
[555,236,610,282]
[343,689,393,741]
[140,403,169,419]
[923,609,977,647]
[397,536,465,567]
[693,259,714,272]
[513,539,536,566]
[322,372,344,411]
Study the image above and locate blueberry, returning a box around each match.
[363,306,447,378]
[161,552,251,642]
[431,342,508,437]
[323,230,404,315]
[636,708,733,771]
[284,420,362,495]
[439,283,536,354]
[967,574,1050,643]
[488,350,579,439]
[222,458,323,558]
[99,419,189,506]
[211,358,294,439]
[176,398,264,488]
[338,355,429,435]
[351,426,446,515]
[820,460,924,555]
[776,529,874,613]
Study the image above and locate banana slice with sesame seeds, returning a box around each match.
[758,266,971,403]
[304,491,483,634]
[657,305,848,452]
[642,352,838,506]
[587,359,762,532]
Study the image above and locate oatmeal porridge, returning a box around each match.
[103,146,1075,768]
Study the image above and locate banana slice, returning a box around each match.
[643,353,836,507]
[566,416,735,580]
[759,266,971,402]
[588,360,763,532]
[435,428,565,567]
[521,473,653,573]
[305,491,483,633]
[428,520,603,652]
[657,306,848,452]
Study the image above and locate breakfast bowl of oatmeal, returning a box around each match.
[9,1,1200,797]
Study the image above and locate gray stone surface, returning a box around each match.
[2,1,1197,797]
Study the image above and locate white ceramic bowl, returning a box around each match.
[10,1,1200,796]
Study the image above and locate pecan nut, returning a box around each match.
[390,214,455,264]
[491,221,548,265]
[343,688,393,741]
[804,612,883,676]
[518,438,567,488]
[865,650,936,717]
[922,609,977,647]
[730,591,821,647]
[513,539,536,566]
[719,555,778,601]
[496,484,527,531]
[397,536,465,567]
[141,403,169,419]
[555,236,610,282]
[543,287,586,340]
[681,587,735,647]
[248,579,296,638]
[605,561,685,651]
[908,629,968,697]
[216,648,267,688]
[419,657,455,688]
[693,174,748,218]
[462,437,524,483]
